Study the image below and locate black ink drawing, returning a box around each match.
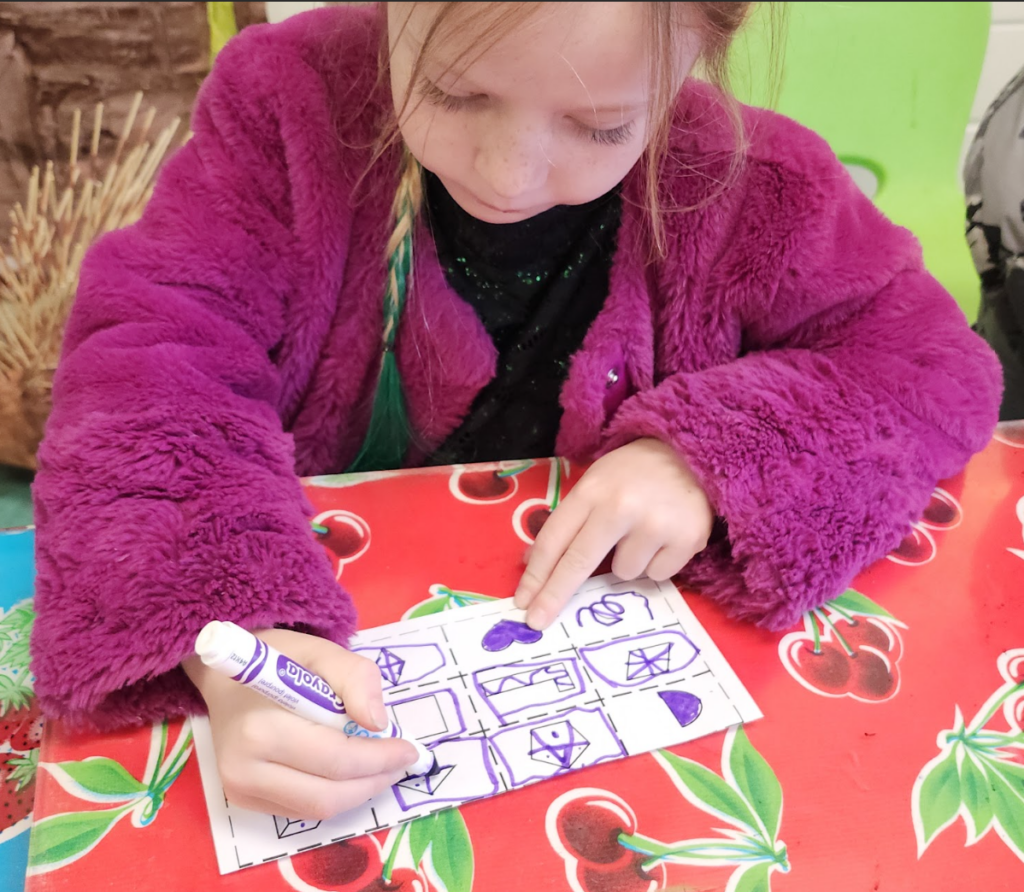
[490,707,627,787]
[273,815,322,839]
[473,659,586,721]
[392,738,500,811]
[579,631,699,688]
[388,689,466,742]
[351,643,446,688]
[528,719,590,769]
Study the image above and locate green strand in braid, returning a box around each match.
[347,150,423,472]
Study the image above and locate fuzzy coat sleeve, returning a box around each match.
[30,26,360,731]
[601,119,1002,631]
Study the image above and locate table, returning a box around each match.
[20,423,1024,892]
[0,525,36,892]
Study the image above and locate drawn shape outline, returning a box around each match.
[473,659,586,722]
[388,689,466,742]
[351,643,446,689]
[579,630,700,688]
[575,590,654,628]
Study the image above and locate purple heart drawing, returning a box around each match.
[658,690,703,727]
[482,619,543,652]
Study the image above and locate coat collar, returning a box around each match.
[396,168,656,462]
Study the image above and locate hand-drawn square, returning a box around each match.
[388,689,465,742]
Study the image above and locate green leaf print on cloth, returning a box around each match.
[27,720,193,875]
[621,725,790,891]
[912,648,1024,861]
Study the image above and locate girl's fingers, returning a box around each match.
[269,720,421,781]
[645,542,696,582]
[610,531,662,581]
[522,514,624,630]
[514,495,590,609]
[223,761,409,820]
[311,645,391,734]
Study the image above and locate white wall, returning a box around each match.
[963,2,1024,171]
[265,2,326,25]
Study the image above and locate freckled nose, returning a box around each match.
[475,138,548,201]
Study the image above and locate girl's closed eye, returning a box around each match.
[574,120,636,147]
[418,79,485,113]
[420,76,636,149]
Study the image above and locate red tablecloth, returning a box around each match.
[24,424,1024,892]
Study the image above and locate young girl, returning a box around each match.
[31,2,1001,823]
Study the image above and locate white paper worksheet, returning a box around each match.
[191,574,762,874]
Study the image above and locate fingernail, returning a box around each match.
[527,606,549,630]
[513,587,528,609]
[370,701,389,731]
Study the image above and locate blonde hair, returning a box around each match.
[349,2,778,470]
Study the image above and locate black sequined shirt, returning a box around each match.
[424,172,622,465]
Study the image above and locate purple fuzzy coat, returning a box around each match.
[30,6,1001,730]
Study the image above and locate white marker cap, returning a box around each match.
[195,620,258,674]
[407,742,436,777]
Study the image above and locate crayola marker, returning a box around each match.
[194,620,435,775]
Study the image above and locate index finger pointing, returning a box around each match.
[513,496,589,610]
[524,514,623,630]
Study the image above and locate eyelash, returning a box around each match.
[418,80,482,113]
[417,80,636,147]
[577,121,635,147]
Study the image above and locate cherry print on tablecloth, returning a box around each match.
[886,483,964,566]
[545,727,789,892]
[448,461,533,505]
[312,510,371,580]
[1008,496,1024,563]
[512,458,570,545]
[993,419,1024,448]
[887,523,937,566]
[999,649,1024,733]
[279,808,471,892]
[279,835,384,891]
[546,788,666,892]
[778,589,907,703]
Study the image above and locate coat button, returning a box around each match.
[606,369,620,388]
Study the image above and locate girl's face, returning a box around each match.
[388,2,701,225]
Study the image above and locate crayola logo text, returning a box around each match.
[276,655,345,711]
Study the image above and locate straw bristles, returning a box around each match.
[0,91,182,469]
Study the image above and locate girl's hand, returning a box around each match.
[182,628,419,819]
[513,438,714,629]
